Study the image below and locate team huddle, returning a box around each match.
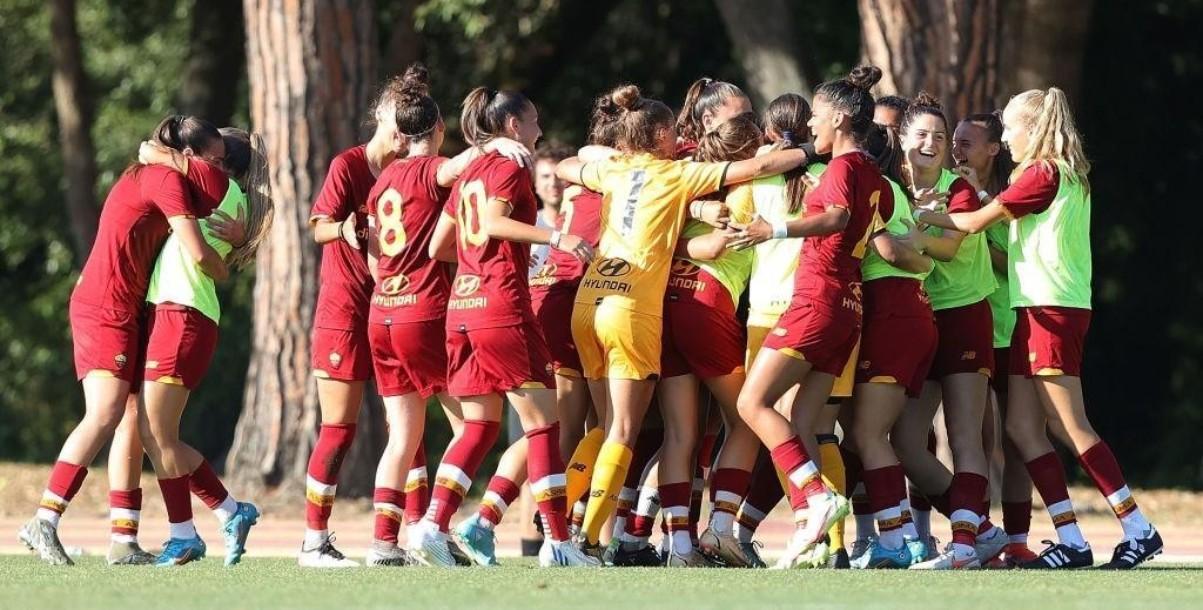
[18,61,1164,572]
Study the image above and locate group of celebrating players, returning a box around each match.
[18,60,1164,572]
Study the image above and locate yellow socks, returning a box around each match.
[818,435,846,550]
[565,427,605,506]
[581,441,632,544]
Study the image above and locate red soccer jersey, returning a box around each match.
[444,151,539,330]
[999,163,1058,218]
[366,155,452,324]
[530,186,602,292]
[311,145,376,330]
[72,162,227,313]
[793,150,885,316]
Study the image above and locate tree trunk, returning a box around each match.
[178,0,246,127]
[714,0,810,107]
[48,0,98,263]
[228,0,379,497]
[859,0,1092,120]
[382,0,422,75]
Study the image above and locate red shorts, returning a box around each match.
[369,318,448,398]
[1009,306,1091,377]
[928,299,995,380]
[143,304,219,390]
[760,302,861,376]
[661,302,745,379]
[855,279,937,398]
[446,321,556,397]
[311,325,372,382]
[532,285,583,377]
[992,347,1010,393]
[69,300,147,388]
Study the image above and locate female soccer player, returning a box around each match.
[847,123,937,569]
[888,93,1006,570]
[299,76,409,567]
[951,111,1039,567]
[413,85,595,568]
[725,65,886,569]
[556,83,810,563]
[913,87,1163,570]
[137,128,273,567]
[675,78,753,158]
[19,115,235,566]
[364,65,530,568]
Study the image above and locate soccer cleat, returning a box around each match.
[155,536,206,567]
[366,541,415,567]
[849,536,875,569]
[409,522,457,567]
[299,533,359,568]
[18,518,73,566]
[448,538,473,566]
[107,540,157,565]
[974,526,1008,565]
[798,493,850,548]
[771,527,818,570]
[863,539,912,569]
[699,528,747,567]
[1020,540,1093,570]
[1099,528,1162,570]
[1002,542,1038,567]
[220,501,260,566]
[739,541,767,568]
[453,515,499,567]
[540,539,602,567]
[610,542,663,567]
[905,536,929,565]
[665,546,711,567]
[829,547,851,569]
[910,545,980,570]
[799,538,831,569]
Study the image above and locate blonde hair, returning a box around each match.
[1006,88,1090,189]
[221,129,274,269]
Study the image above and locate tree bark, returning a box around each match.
[48,0,98,263]
[382,0,422,76]
[228,0,380,496]
[1001,0,1094,103]
[178,0,246,127]
[714,0,810,106]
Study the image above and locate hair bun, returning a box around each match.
[847,65,883,91]
[400,62,430,95]
[911,90,943,111]
[611,84,642,111]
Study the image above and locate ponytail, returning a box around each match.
[814,65,882,144]
[1006,88,1090,189]
[601,84,675,155]
[219,128,274,270]
[762,93,814,215]
[460,86,532,146]
[152,114,221,155]
[676,77,749,143]
[390,63,441,140]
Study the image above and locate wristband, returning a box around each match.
[771,221,788,240]
[689,201,704,219]
[549,230,562,248]
[800,142,817,162]
[977,189,990,202]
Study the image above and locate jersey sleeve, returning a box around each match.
[310,154,353,222]
[723,183,757,225]
[427,157,451,201]
[185,159,230,216]
[143,166,197,218]
[679,161,729,200]
[998,163,1059,219]
[486,160,529,213]
[806,157,854,210]
[875,180,895,234]
[946,177,981,213]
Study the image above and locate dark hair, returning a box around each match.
[814,65,882,143]
[460,87,534,146]
[598,84,675,154]
[152,115,222,155]
[762,94,815,215]
[694,112,762,163]
[901,91,948,136]
[386,63,441,140]
[587,92,621,147]
[676,77,749,143]
[876,95,910,114]
[865,123,906,188]
[535,142,573,165]
[960,111,1014,196]
[217,127,273,270]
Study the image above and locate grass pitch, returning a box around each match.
[2,555,1201,609]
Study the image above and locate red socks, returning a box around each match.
[373,487,405,543]
[769,437,823,512]
[305,423,357,531]
[405,441,429,524]
[428,419,500,532]
[527,423,570,542]
[189,460,230,509]
[159,476,193,525]
[949,472,987,547]
[109,488,142,542]
[38,461,88,521]
[479,475,522,527]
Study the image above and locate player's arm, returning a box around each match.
[913,201,1008,236]
[436,138,533,187]
[556,157,586,185]
[168,216,229,281]
[870,232,935,274]
[366,215,381,282]
[726,207,848,250]
[722,148,809,186]
[674,229,736,261]
[309,156,361,247]
[481,197,593,263]
[429,212,458,263]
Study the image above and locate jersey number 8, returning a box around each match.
[377,188,407,257]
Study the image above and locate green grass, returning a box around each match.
[2,556,1202,610]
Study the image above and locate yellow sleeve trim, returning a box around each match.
[776,347,807,362]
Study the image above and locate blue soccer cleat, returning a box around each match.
[156,536,206,567]
[221,502,260,566]
[864,539,913,569]
[453,514,499,567]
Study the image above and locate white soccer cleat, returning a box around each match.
[910,545,981,570]
[409,520,457,567]
[797,493,850,547]
[771,527,815,570]
[298,533,359,568]
[974,526,1008,565]
[539,539,602,567]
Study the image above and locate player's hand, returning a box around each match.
[898,217,928,253]
[912,187,948,212]
[801,172,821,190]
[209,208,248,247]
[487,138,533,169]
[339,212,360,250]
[138,140,188,173]
[726,216,773,250]
[952,165,984,192]
[554,233,593,263]
[692,200,730,229]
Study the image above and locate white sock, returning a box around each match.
[169,520,197,540]
[1107,486,1152,540]
[1046,499,1088,549]
[36,508,62,528]
[899,498,918,539]
[875,505,904,549]
[710,510,736,534]
[214,495,239,523]
[1009,532,1028,545]
[735,504,765,543]
[304,528,328,549]
[110,507,139,543]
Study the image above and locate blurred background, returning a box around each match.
[1,0,1200,498]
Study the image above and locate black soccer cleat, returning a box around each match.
[610,543,663,567]
[1019,540,1094,570]
[830,547,851,569]
[1099,528,1163,570]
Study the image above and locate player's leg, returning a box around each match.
[699,372,758,566]
[368,390,426,567]
[656,374,704,566]
[106,394,155,565]
[299,377,363,567]
[851,382,912,569]
[140,381,207,566]
[455,435,526,566]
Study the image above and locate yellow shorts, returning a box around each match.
[571,301,661,380]
[746,319,858,398]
